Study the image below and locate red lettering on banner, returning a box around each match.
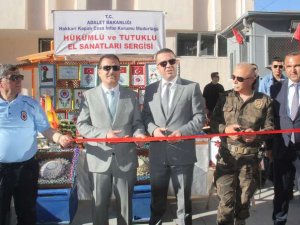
[124,43,153,49]
[79,43,122,49]
[119,35,157,41]
[68,44,77,49]
[107,36,117,40]
[64,34,105,41]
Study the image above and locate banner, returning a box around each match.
[53,10,165,55]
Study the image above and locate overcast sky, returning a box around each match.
[255,0,300,11]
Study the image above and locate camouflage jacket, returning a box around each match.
[210,89,274,147]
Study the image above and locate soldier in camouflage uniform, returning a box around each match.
[210,63,274,225]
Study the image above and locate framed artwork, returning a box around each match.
[119,65,130,87]
[73,89,86,110]
[40,87,55,105]
[130,64,146,87]
[38,64,55,86]
[146,63,161,85]
[80,64,98,88]
[57,65,79,80]
[138,89,145,105]
[56,112,66,120]
[67,111,77,122]
[56,88,72,110]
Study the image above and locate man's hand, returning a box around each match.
[153,127,167,137]
[242,128,256,143]
[134,134,146,147]
[225,124,241,141]
[58,134,73,148]
[168,130,182,144]
[106,130,122,138]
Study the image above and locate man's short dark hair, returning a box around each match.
[98,54,120,66]
[0,64,19,78]
[211,72,219,79]
[271,56,283,63]
[155,48,176,60]
[285,51,300,59]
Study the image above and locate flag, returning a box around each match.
[232,28,244,44]
[84,67,94,74]
[293,23,300,41]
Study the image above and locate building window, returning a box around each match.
[217,35,227,57]
[267,37,298,64]
[38,38,53,52]
[200,35,215,56]
[177,33,198,56]
[177,33,227,57]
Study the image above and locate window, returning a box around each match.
[217,35,227,57]
[38,38,53,53]
[200,35,215,56]
[177,33,198,56]
[268,37,298,64]
[177,33,227,57]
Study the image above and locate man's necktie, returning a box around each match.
[162,83,171,116]
[291,83,299,121]
[107,90,116,119]
[291,84,299,143]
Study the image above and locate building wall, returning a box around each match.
[0,0,253,92]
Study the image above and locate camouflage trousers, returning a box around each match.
[214,148,259,225]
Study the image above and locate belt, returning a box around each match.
[226,144,258,155]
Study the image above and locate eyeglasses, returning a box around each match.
[273,65,283,69]
[231,75,253,82]
[3,74,24,81]
[157,59,177,67]
[99,65,120,72]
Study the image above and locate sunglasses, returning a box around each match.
[273,65,283,69]
[157,59,177,67]
[231,75,253,82]
[100,65,120,72]
[3,74,24,81]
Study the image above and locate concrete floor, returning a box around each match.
[71,181,300,225]
[9,180,300,225]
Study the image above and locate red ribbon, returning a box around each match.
[73,128,300,143]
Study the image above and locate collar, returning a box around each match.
[288,79,300,88]
[0,93,19,103]
[101,84,119,94]
[161,76,178,87]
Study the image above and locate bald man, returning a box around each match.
[211,63,274,225]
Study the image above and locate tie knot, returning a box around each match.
[107,90,115,96]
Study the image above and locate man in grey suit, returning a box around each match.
[142,48,206,225]
[76,54,145,225]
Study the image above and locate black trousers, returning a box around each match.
[272,146,298,225]
[0,157,39,225]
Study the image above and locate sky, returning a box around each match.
[255,0,300,11]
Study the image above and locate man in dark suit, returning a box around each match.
[76,54,145,225]
[270,51,300,225]
[142,48,206,225]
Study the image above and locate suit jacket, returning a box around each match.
[142,77,206,166]
[76,85,145,173]
[270,80,300,160]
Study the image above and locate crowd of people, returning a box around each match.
[1,49,300,225]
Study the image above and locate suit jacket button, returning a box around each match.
[112,152,115,156]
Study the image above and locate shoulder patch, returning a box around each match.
[254,99,263,109]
